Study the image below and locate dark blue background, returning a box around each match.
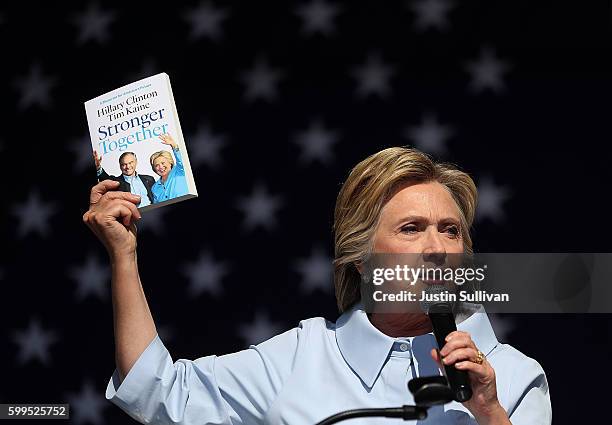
[1,1,610,423]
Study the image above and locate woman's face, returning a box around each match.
[366,180,465,326]
[153,157,172,178]
[373,180,464,256]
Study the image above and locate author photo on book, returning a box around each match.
[82,147,551,425]
[149,133,189,204]
[94,150,155,208]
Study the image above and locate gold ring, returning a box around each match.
[474,350,485,365]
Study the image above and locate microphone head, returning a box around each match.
[419,284,456,314]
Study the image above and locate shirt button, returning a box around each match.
[399,343,409,352]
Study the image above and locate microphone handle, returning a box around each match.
[428,303,473,402]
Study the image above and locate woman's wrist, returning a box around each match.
[110,250,137,268]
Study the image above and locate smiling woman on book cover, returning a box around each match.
[149,133,189,203]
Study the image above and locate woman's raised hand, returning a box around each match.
[159,133,177,149]
[82,180,142,260]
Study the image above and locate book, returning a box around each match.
[84,73,198,211]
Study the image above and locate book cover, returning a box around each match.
[84,73,198,211]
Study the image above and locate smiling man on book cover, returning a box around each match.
[94,150,155,208]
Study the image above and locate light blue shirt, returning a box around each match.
[106,304,551,424]
[151,148,189,203]
[122,173,151,208]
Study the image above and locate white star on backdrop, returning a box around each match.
[294,246,333,293]
[236,185,284,231]
[189,124,228,169]
[240,57,284,102]
[69,134,95,174]
[182,250,229,297]
[13,64,57,110]
[71,2,116,45]
[293,120,339,165]
[66,380,109,425]
[465,47,511,94]
[487,314,516,343]
[184,1,229,41]
[69,254,110,302]
[295,0,341,36]
[137,208,168,236]
[12,191,58,238]
[13,319,59,365]
[476,176,512,223]
[238,311,284,346]
[404,113,453,156]
[351,53,395,99]
[409,0,454,31]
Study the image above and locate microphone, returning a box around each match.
[421,285,473,402]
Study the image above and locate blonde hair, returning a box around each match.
[333,147,477,312]
[150,150,174,171]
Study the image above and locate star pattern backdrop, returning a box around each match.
[1,1,611,424]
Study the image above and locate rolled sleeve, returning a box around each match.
[105,335,232,425]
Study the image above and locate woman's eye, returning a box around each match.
[444,226,460,237]
[400,225,418,234]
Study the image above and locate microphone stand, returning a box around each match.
[315,405,427,425]
[314,376,454,425]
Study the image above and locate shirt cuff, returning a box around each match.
[105,334,169,410]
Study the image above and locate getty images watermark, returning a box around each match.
[360,253,612,314]
[368,263,509,303]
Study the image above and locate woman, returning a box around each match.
[149,133,189,203]
[83,147,551,424]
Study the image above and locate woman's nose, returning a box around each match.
[422,227,446,265]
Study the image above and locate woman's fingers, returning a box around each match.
[455,360,491,382]
[440,332,476,357]
[86,198,141,228]
[434,344,493,385]
[445,330,470,343]
[86,183,142,229]
[105,200,141,227]
[90,180,121,203]
[442,347,480,366]
[114,199,142,223]
[455,360,489,378]
[83,183,141,258]
[104,191,142,206]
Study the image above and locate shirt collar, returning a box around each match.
[123,173,138,181]
[335,303,395,388]
[335,303,499,388]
